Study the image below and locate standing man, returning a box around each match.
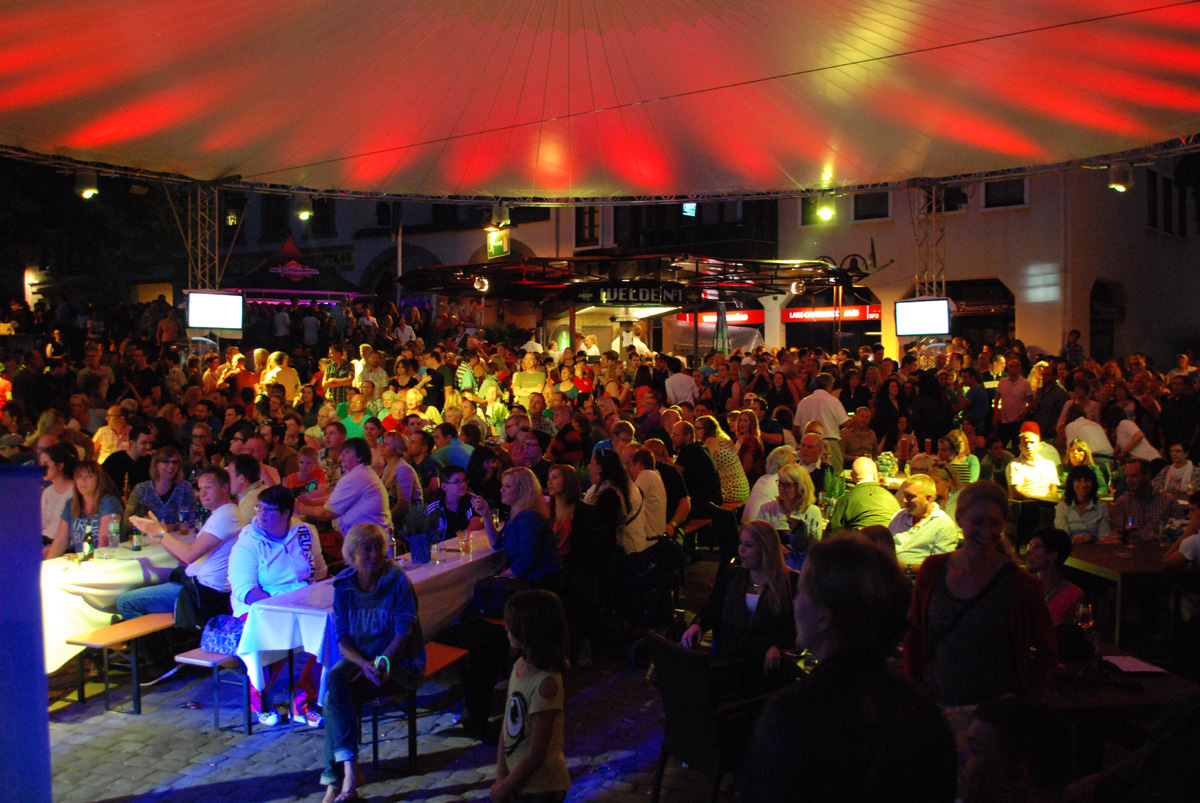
[795,373,849,473]
[664,357,695,406]
[324,344,355,407]
[994,355,1032,449]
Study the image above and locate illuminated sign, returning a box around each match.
[269,261,320,281]
[782,305,881,322]
[676,310,765,325]
[572,281,702,307]
[486,229,510,259]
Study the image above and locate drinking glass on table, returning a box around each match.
[1076,602,1096,648]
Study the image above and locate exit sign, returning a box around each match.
[486,229,510,259]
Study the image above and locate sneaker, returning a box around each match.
[305,711,324,728]
[257,708,286,727]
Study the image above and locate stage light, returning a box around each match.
[816,203,835,222]
[296,195,314,220]
[1108,164,1133,193]
[473,276,490,293]
[75,169,98,199]
[789,280,806,295]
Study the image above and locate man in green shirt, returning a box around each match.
[825,457,900,535]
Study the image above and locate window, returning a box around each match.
[1146,170,1159,229]
[982,178,1027,209]
[853,191,890,221]
[921,185,969,215]
[309,197,337,237]
[1146,168,1188,237]
[375,201,392,228]
[575,206,600,247]
[260,194,290,240]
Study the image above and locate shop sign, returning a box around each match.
[782,305,881,322]
[572,281,701,307]
[676,310,765,325]
[269,261,320,281]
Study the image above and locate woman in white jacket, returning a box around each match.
[228,484,328,725]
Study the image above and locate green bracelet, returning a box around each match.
[373,655,390,674]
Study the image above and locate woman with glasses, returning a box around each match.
[228,485,328,726]
[124,447,196,535]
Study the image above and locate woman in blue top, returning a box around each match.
[45,460,123,559]
[321,523,425,803]
[474,467,560,585]
[124,447,196,534]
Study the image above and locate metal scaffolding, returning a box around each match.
[913,181,946,298]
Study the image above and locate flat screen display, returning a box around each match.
[895,298,950,337]
[187,292,243,330]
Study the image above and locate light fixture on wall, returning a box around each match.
[1108,164,1133,193]
[75,169,99,199]
[296,195,314,220]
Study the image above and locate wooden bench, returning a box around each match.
[175,648,253,734]
[66,613,176,714]
[362,641,470,772]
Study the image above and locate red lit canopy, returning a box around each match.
[2,1,1199,201]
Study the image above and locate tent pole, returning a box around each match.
[569,306,576,353]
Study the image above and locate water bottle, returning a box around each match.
[108,519,121,551]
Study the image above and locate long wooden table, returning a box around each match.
[1065,542,1171,647]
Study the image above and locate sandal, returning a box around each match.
[333,791,361,802]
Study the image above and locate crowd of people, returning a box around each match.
[14,291,1200,802]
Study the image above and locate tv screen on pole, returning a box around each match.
[894,298,951,337]
[187,291,243,331]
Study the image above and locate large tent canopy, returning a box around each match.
[2,1,1199,202]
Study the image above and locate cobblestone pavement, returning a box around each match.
[49,558,732,803]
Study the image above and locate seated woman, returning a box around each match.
[680,520,798,697]
[741,534,956,803]
[465,445,504,511]
[45,459,123,560]
[1054,465,1112,543]
[124,447,196,535]
[474,467,560,585]
[1059,437,1109,493]
[938,429,980,486]
[228,485,328,726]
[320,523,425,803]
[756,464,823,569]
[1024,525,1085,626]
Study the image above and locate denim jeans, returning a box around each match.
[320,659,402,786]
[116,581,182,620]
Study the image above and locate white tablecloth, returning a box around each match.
[237,531,506,690]
[42,544,181,672]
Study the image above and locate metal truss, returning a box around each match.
[164,183,222,290]
[913,181,946,298]
[4,134,1199,207]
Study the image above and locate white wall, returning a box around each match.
[778,166,1198,364]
